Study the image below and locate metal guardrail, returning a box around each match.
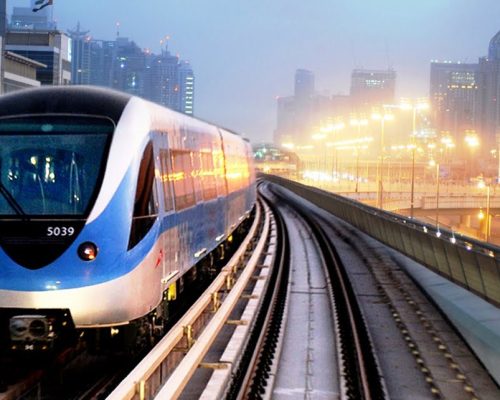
[265,175,500,308]
[107,201,269,400]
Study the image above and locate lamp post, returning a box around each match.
[350,118,368,192]
[430,159,440,228]
[400,100,429,218]
[464,131,480,182]
[478,180,491,242]
[371,112,394,209]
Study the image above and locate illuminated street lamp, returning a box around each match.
[478,180,491,242]
[371,112,394,209]
[350,118,368,192]
[400,100,430,218]
[465,131,480,180]
[429,159,440,229]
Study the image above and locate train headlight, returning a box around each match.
[78,242,98,261]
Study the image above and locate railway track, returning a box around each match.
[266,181,499,400]
[261,182,387,400]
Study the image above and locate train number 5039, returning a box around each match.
[47,226,75,237]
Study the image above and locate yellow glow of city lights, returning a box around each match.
[440,135,456,149]
[400,100,430,111]
[326,136,373,148]
[478,209,485,220]
[281,142,295,149]
[371,113,394,121]
[465,133,480,148]
[429,159,436,167]
[478,180,486,189]
[312,133,327,141]
[320,124,335,133]
[350,119,368,126]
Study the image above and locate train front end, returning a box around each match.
[0,113,116,351]
[0,87,164,353]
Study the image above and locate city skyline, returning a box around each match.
[7,0,500,143]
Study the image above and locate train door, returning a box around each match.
[158,131,178,287]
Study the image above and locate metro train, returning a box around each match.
[0,86,256,352]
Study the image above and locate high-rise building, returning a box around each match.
[5,30,71,85]
[429,30,500,154]
[274,69,329,145]
[143,47,194,114]
[146,48,180,108]
[108,37,146,97]
[295,69,314,99]
[429,61,479,148]
[10,0,56,31]
[88,39,115,87]
[179,60,194,115]
[350,69,396,110]
[68,23,91,85]
[478,31,500,149]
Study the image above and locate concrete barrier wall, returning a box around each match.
[265,175,500,308]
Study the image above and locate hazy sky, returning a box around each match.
[8,1,500,143]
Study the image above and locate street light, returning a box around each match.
[465,131,480,181]
[478,180,491,242]
[400,100,430,218]
[429,159,440,228]
[350,118,368,192]
[371,112,394,209]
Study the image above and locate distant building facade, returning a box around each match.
[2,50,44,92]
[67,23,91,85]
[478,31,500,149]
[10,1,56,31]
[350,69,396,111]
[429,30,500,154]
[142,47,194,114]
[5,30,71,85]
[429,61,479,148]
[67,31,195,114]
[274,69,329,145]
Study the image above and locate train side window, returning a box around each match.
[171,150,195,210]
[128,142,158,249]
[159,149,174,212]
[213,148,227,196]
[201,151,217,200]
[191,150,203,201]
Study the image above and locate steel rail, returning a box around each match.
[275,186,387,400]
[230,189,290,399]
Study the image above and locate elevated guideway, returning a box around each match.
[264,174,500,385]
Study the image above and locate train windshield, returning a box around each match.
[0,115,114,217]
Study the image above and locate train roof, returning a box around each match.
[0,86,248,141]
[0,86,131,124]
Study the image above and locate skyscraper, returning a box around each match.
[429,61,479,148]
[350,69,396,110]
[143,47,195,114]
[10,0,56,31]
[179,60,194,115]
[478,31,500,149]
[274,69,329,145]
[294,69,314,99]
[68,23,91,85]
[429,30,500,154]
[5,30,71,85]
